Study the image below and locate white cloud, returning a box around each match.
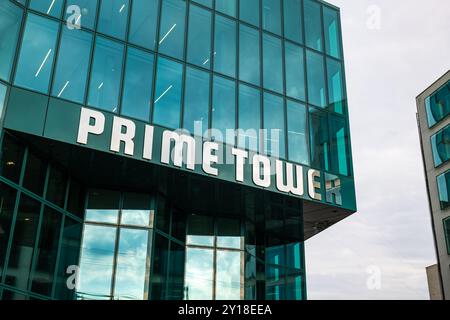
[306,0,450,300]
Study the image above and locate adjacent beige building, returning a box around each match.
[417,70,450,300]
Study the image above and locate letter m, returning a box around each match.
[161,131,196,171]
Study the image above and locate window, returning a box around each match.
[23,151,47,196]
[306,50,326,108]
[444,218,450,255]
[216,0,236,17]
[159,0,186,60]
[327,58,345,114]
[323,6,341,59]
[0,0,22,82]
[129,0,159,50]
[431,124,450,167]
[193,0,212,8]
[239,25,260,86]
[330,115,349,176]
[240,0,259,26]
[187,5,212,69]
[29,0,64,18]
[0,134,25,184]
[262,0,281,35]
[285,42,305,101]
[212,76,236,143]
[263,34,283,94]
[97,0,129,40]
[184,215,243,300]
[287,100,308,165]
[52,28,93,104]
[77,190,153,300]
[214,15,236,78]
[310,108,329,171]
[426,81,450,128]
[65,0,98,30]
[238,84,261,152]
[183,67,210,135]
[14,13,59,94]
[304,0,322,51]
[284,0,303,43]
[30,206,62,296]
[264,93,286,159]
[87,37,124,113]
[0,183,17,280]
[46,165,68,208]
[437,171,450,210]
[153,57,183,129]
[5,195,41,291]
[121,48,154,122]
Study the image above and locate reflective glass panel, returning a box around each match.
[193,0,212,8]
[183,67,210,135]
[129,0,159,50]
[29,0,64,18]
[52,28,92,104]
[304,0,322,51]
[184,247,214,300]
[240,0,259,27]
[30,207,62,296]
[310,108,329,171]
[0,0,22,81]
[0,183,17,280]
[216,250,242,300]
[159,0,186,60]
[0,84,6,121]
[87,37,124,113]
[285,42,305,101]
[287,100,308,165]
[426,81,450,128]
[431,124,450,167]
[0,134,25,184]
[323,6,341,58]
[121,192,152,227]
[5,195,41,291]
[327,58,345,114]
[262,0,281,35]
[65,0,98,30]
[97,0,129,40]
[212,76,236,143]
[187,214,214,247]
[437,171,450,210]
[264,93,285,159]
[187,5,212,69]
[330,116,349,175]
[46,165,67,208]
[85,189,120,224]
[23,151,47,196]
[214,15,236,78]
[284,0,302,43]
[77,225,116,300]
[114,228,151,300]
[121,48,154,122]
[153,57,183,129]
[263,34,283,94]
[216,0,236,17]
[239,25,260,86]
[14,13,58,94]
[306,50,326,108]
[238,84,260,152]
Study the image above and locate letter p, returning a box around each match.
[77,107,105,145]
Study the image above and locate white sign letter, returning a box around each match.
[110,116,136,156]
[143,125,155,161]
[203,142,219,176]
[275,160,304,196]
[308,169,322,201]
[77,107,105,145]
[232,148,249,182]
[252,155,271,188]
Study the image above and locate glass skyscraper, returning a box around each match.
[0,0,356,300]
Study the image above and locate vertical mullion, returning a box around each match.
[259,0,264,155]
[180,0,190,130]
[208,0,217,139]
[110,192,123,300]
[149,0,163,124]
[280,0,288,161]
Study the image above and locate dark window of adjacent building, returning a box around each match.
[426,81,450,128]
[444,217,450,255]
[23,151,47,196]
[66,179,86,219]
[46,165,68,208]
[437,170,450,210]
[431,124,450,167]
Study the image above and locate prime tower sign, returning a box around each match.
[76,107,344,207]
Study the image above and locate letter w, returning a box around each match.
[275,160,304,196]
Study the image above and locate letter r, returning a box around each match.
[77,107,105,145]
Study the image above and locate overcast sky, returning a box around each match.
[306,0,450,300]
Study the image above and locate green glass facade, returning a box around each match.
[0,0,355,300]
